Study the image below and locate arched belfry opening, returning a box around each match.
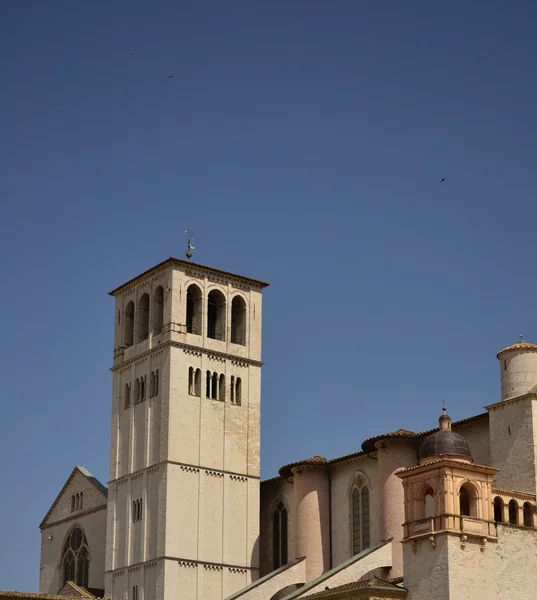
[137,293,150,342]
[124,301,134,347]
[459,483,478,517]
[494,496,504,522]
[61,526,90,588]
[207,289,226,341]
[231,295,247,345]
[186,284,202,334]
[152,286,164,335]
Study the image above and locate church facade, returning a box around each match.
[36,256,537,600]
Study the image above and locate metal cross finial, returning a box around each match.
[185,230,196,260]
[442,399,446,414]
[520,334,524,342]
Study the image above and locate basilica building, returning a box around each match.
[30,257,537,600]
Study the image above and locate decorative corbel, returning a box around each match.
[429,535,436,550]
[480,537,487,553]
[460,534,467,550]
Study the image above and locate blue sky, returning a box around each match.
[1,0,537,591]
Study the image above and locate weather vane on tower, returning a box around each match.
[185,229,196,260]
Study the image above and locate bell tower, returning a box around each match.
[104,257,268,600]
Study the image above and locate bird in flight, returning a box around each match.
[168,74,175,79]
[124,104,131,108]
[441,178,446,183]
[129,51,133,55]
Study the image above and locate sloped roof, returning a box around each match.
[40,466,108,529]
[57,582,99,598]
[497,340,537,358]
[299,578,407,599]
[108,257,269,295]
[279,456,328,479]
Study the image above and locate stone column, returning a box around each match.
[292,464,330,582]
[376,438,417,577]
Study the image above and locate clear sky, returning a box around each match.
[1,0,537,591]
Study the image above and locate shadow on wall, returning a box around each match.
[270,584,305,600]
[251,535,260,575]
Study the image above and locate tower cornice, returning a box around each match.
[110,339,263,372]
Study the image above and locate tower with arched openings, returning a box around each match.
[106,257,268,600]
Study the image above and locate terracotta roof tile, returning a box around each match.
[497,340,537,358]
[279,456,327,479]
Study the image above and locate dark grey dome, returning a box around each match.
[419,430,472,460]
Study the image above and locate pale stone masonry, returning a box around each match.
[29,256,537,600]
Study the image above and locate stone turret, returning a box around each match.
[497,338,537,401]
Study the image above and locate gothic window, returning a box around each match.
[493,497,503,522]
[509,499,518,524]
[71,495,75,512]
[124,383,131,409]
[124,301,135,347]
[272,501,288,569]
[351,474,371,554]
[137,294,150,342]
[219,374,225,401]
[140,376,146,402]
[186,284,202,334]
[207,290,226,341]
[61,526,89,587]
[152,286,164,335]
[132,586,139,600]
[523,502,533,527]
[79,492,83,510]
[154,370,159,396]
[230,376,235,404]
[231,296,246,345]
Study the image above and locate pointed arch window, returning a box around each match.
[351,474,370,554]
[272,501,288,569]
[61,526,90,587]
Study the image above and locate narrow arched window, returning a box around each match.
[150,372,155,397]
[155,369,159,396]
[152,286,164,335]
[493,497,503,522]
[206,371,212,398]
[188,367,194,395]
[509,499,518,524]
[140,376,146,402]
[61,526,89,587]
[195,369,201,396]
[134,378,140,404]
[273,501,288,569]
[124,301,135,347]
[80,492,83,510]
[236,377,242,406]
[212,372,218,399]
[231,296,247,345]
[71,495,75,512]
[75,494,79,511]
[219,374,225,401]
[207,290,226,341]
[230,376,235,404]
[523,502,533,527]
[186,284,202,334]
[124,383,131,409]
[137,294,150,342]
[351,475,371,554]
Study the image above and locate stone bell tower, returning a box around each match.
[104,256,268,600]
